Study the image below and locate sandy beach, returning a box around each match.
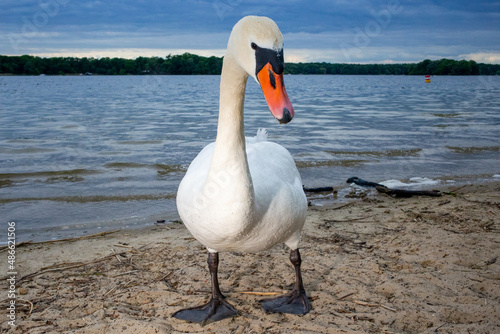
[1,181,499,333]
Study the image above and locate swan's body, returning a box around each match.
[177,129,307,252]
[173,16,309,325]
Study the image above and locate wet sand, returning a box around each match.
[1,181,499,333]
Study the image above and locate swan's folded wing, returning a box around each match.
[246,128,268,145]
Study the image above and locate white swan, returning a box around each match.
[173,16,309,325]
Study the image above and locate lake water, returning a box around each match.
[1,75,499,242]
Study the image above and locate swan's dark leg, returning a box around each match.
[260,248,310,314]
[172,252,238,326]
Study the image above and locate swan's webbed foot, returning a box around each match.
[172,252,239,326]
[260,288,310,314]
[172,295,238,326]
[260,248,310,315]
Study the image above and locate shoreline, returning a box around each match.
[1,180,499,333]
[6,173,500,245]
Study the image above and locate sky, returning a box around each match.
[1,0,499,64]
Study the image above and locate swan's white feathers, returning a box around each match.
[246,128,268,144]
[177,131,306,253]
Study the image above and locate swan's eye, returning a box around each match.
[251,42,258,50]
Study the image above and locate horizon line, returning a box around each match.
[2,53,499,66]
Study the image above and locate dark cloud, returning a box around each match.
[0,0,498,63]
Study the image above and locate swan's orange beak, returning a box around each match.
[257,63,294,124]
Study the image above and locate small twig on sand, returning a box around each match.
[18,299,34,316]
[353,300,379,307]
[448,185,468,193]
[113,243,134,248]
[380,304,397,312]
[235,291,280,296]
[103,285,118,297]
[69,305,81,313]
[337,292,356,300]
[352,300,398,312]
[110,248,122,263]
[434,323,447,332]
[325,215,373,223]
[331,203,352,211]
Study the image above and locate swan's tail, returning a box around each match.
[255,128,268,142]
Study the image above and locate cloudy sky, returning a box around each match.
[1,0,499,63]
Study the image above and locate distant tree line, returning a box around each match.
[285,59,499,75]
[1,54,499,76]
[0,54,223,76]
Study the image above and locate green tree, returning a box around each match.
[0,54,498,76]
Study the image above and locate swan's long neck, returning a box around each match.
[213,55,248,166]
[206,54,254,211]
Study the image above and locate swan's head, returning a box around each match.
[227,16,294,124]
